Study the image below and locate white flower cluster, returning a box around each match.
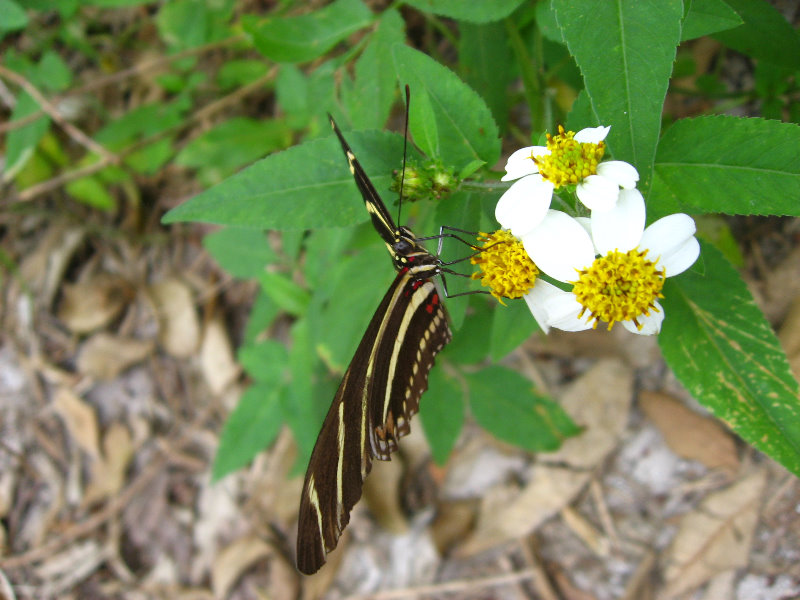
[493,125,699,335]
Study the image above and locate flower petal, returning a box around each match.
[524,281,593,333]
[639,213,700,276]
[596,160,639,189]
[522,210,595,283]
[621,300,664,335]
[495,176,553,237]
[576,174,619,211]
[501,146,547,181]
[591,188,646,255]
[574,125,610,144]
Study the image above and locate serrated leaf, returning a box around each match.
[712,0,800,69]
[392,44,501,170]
[212,383,283,480]
[243,0,373,64]
[681,0,743,41]
[420,367,464,465]
[552,0,683,192]
[163,130,410,230]
[660,242,800,477]
[652,116,800,217]
[467,366,580,452]
[403,0,526,23]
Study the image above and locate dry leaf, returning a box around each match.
[460,358,633,556]
[53,387,100,459]
[211,535,272,598]
[19,225,86,310]
[778,295,800,381]
[200,314,240,395]
[84,423,135,505]
[57,273,132,334]
[639,391,739,474]
[77,332,154,380]
[363,456,408,534]
[661,469,767,598]
[148,278,200,358]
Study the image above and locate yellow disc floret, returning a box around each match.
[534,125,605,189]
[471,229,538,304]
[572,248,665,330]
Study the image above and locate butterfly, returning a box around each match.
[295,115,452,574]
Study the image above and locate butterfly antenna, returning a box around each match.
[398,84,411,225]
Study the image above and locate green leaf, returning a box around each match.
[37,51,72,92]
[216,59,270,90]
[0,0,28,34]
[4,93,49,179]
[156,0,233,50]
[467,366,580,452]
[489,298,538,361]
[681,0,743,40]
[660,242,800,478]
[203,227,276,279]
[258,271,310,317]
[403,0,527,23]
[459,21,513,131]
[310,250,392,372]
[125,137,175,175]
[162,130,410,230]
[212,382,283,480]
[238,339,287,383]
[445,294,493,364]
[420,367,464,465]
[393,44,501,170]
[275,65,310,129]
[284,319,321,464]
[652,116,800,217]
[65,176,115,210]
[343,8,405,129]
[176,117,292,175]
[552,0,683,192]
[244,289,280,346]
[243,0,373,63]
[95,101,186,150]
[712,0,800,69]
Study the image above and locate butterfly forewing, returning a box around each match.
[296,116,452,575]
[329,116,397,245]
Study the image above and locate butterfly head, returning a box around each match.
[391,226,441,276]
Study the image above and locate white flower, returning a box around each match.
[521,189,700,334]
[496,126,639,239]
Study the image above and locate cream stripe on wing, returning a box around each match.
[382,281,435,423]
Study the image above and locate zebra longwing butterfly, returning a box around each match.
[295,116,452,575]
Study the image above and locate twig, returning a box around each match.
[0,65,118,165]
[344,568,538,600]
[0,34,246,135]
[12,159,115,203]
[0,406,211,569]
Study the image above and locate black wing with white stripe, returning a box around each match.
[296,268,450,574]
[295,116,452,574]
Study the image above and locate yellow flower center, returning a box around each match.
[572,248,665,330]
[534,125,605,189]
[470,229,538,304]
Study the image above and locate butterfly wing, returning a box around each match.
[329,115,398,246]
[296,270,451,574]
